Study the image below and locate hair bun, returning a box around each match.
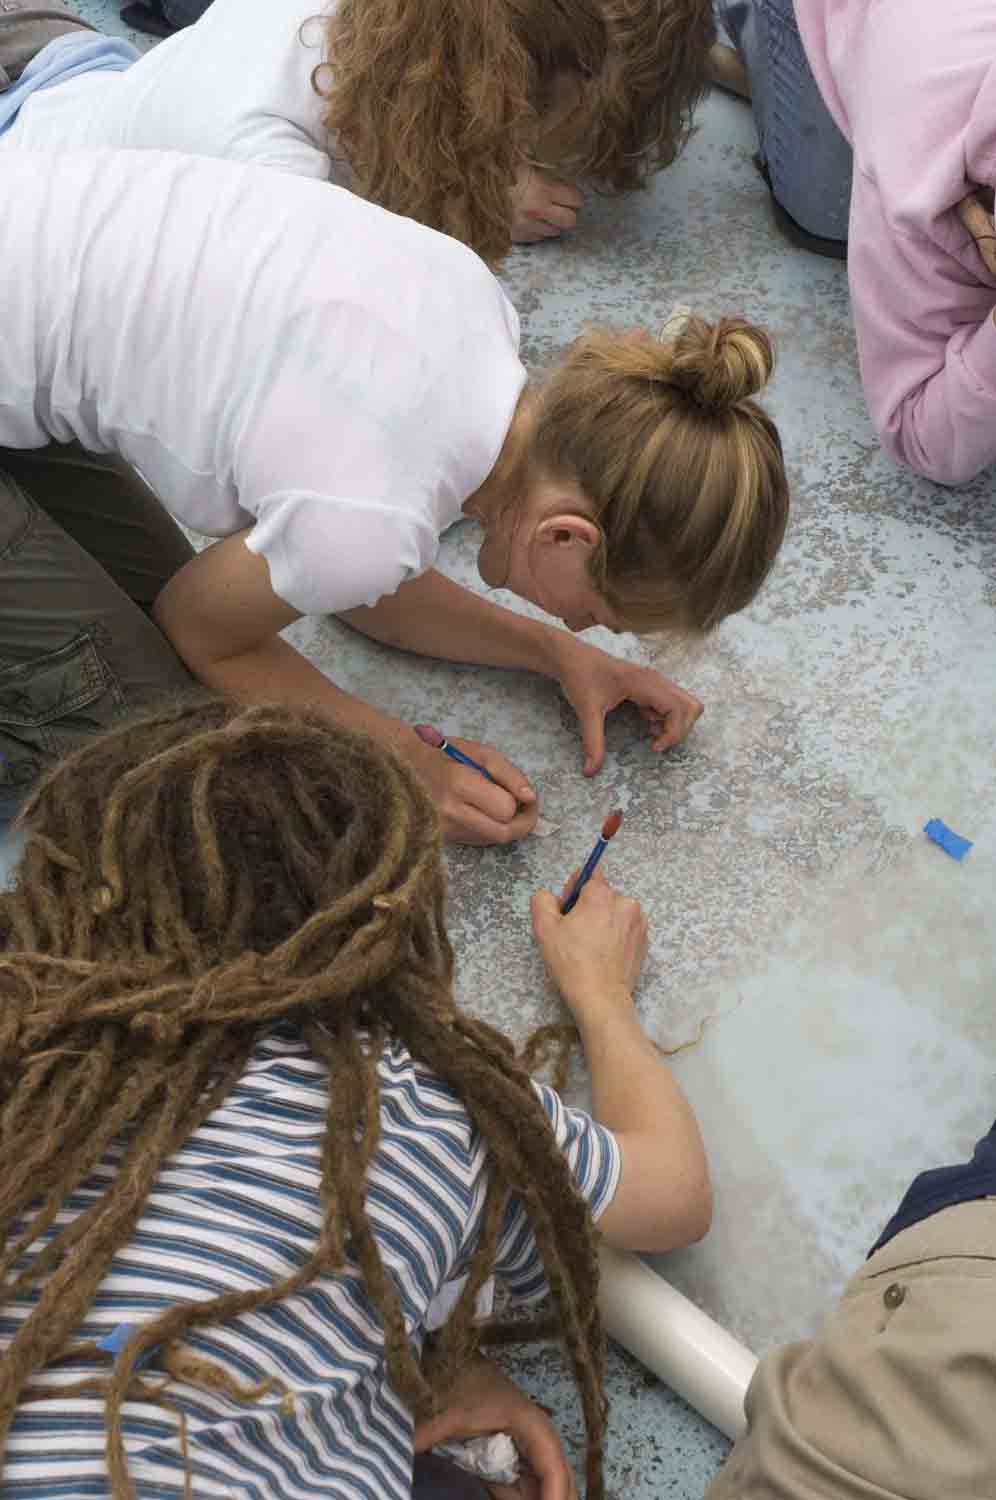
[665,315,774,410]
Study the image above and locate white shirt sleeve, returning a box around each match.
[245,490,439,614]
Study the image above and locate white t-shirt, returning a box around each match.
[0,0,338,179]
[0,149,526,615]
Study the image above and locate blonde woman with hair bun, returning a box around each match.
[0,150,788,845]
[500,314,787,634]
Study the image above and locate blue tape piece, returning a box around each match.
[924,818,973,862]
[96,1323,153,1368]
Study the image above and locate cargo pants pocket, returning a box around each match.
[0,627,125,807]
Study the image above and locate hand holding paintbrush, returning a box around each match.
[562,809,624,913]
[410,722,536,846]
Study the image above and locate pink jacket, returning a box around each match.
[795,0,996,486]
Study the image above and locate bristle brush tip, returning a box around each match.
[414,723,445,749]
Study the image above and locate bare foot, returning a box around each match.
[707,42,751,102]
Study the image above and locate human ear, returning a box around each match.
[536,513,602,551]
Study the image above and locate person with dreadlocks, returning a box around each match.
[0,0,715,265]
[0,697,711,1499]
[0,148,789,842]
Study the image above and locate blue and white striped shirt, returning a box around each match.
[4,1025,620,1498]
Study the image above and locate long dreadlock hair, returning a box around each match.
[0,699,608,1497]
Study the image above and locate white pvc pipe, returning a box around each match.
[598,1245,758,1441]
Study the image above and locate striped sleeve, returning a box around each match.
[490,1084,621,1309]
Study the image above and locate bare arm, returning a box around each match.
[153,534,537,844]
[156,531,702,825]
[531,872,712,1254]
[345,567,704,773]
[155,533,417,744]
[340,567,565,676]
[575,1002,711,1252]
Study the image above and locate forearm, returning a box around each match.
[339,569,567,677]
[168,630,419,756]
[579,997,701,1147]
[579,997,711,1250]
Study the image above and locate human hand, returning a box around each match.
[957,188,996,276]
[510,164,584,243]
[531,868,648,1021]
[706,41,751,101]
[413,1356,577,1500]
[554,639,704,775]
[408,736,538,846]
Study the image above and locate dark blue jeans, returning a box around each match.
[715,0,853,242]
[412,1454,490,1499]
[870,1118,996,1257]
[158,0,211,27]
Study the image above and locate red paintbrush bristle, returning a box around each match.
[602,809,623,840]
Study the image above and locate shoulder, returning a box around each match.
[332,201,520,353]
[377,1037,481,1165]
[213,1026,482,1176]
[427,229,521,347]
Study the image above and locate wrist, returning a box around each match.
[538,622,585,681]
[340,699,422,760]
[566,984,637,1036]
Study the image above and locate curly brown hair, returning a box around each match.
[0,700,610,1497]
[584,0,715,191]
[316,0,714,264]
[317,0,606,265]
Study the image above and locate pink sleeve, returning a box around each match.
[848,180,996,488]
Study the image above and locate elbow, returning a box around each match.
[684,1172,714,1246]
[152,588,215,684]
[152,580,181,643]
[668,1169,713,1251]
[927,457,987,488]
[151,589,171,637]
[899,446,982,488]
[153,581,217,675]
[881,414,987,488]
[635,1166,714,1256]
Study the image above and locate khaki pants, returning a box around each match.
[0,446,196,814]
[706,1199,996,1500]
